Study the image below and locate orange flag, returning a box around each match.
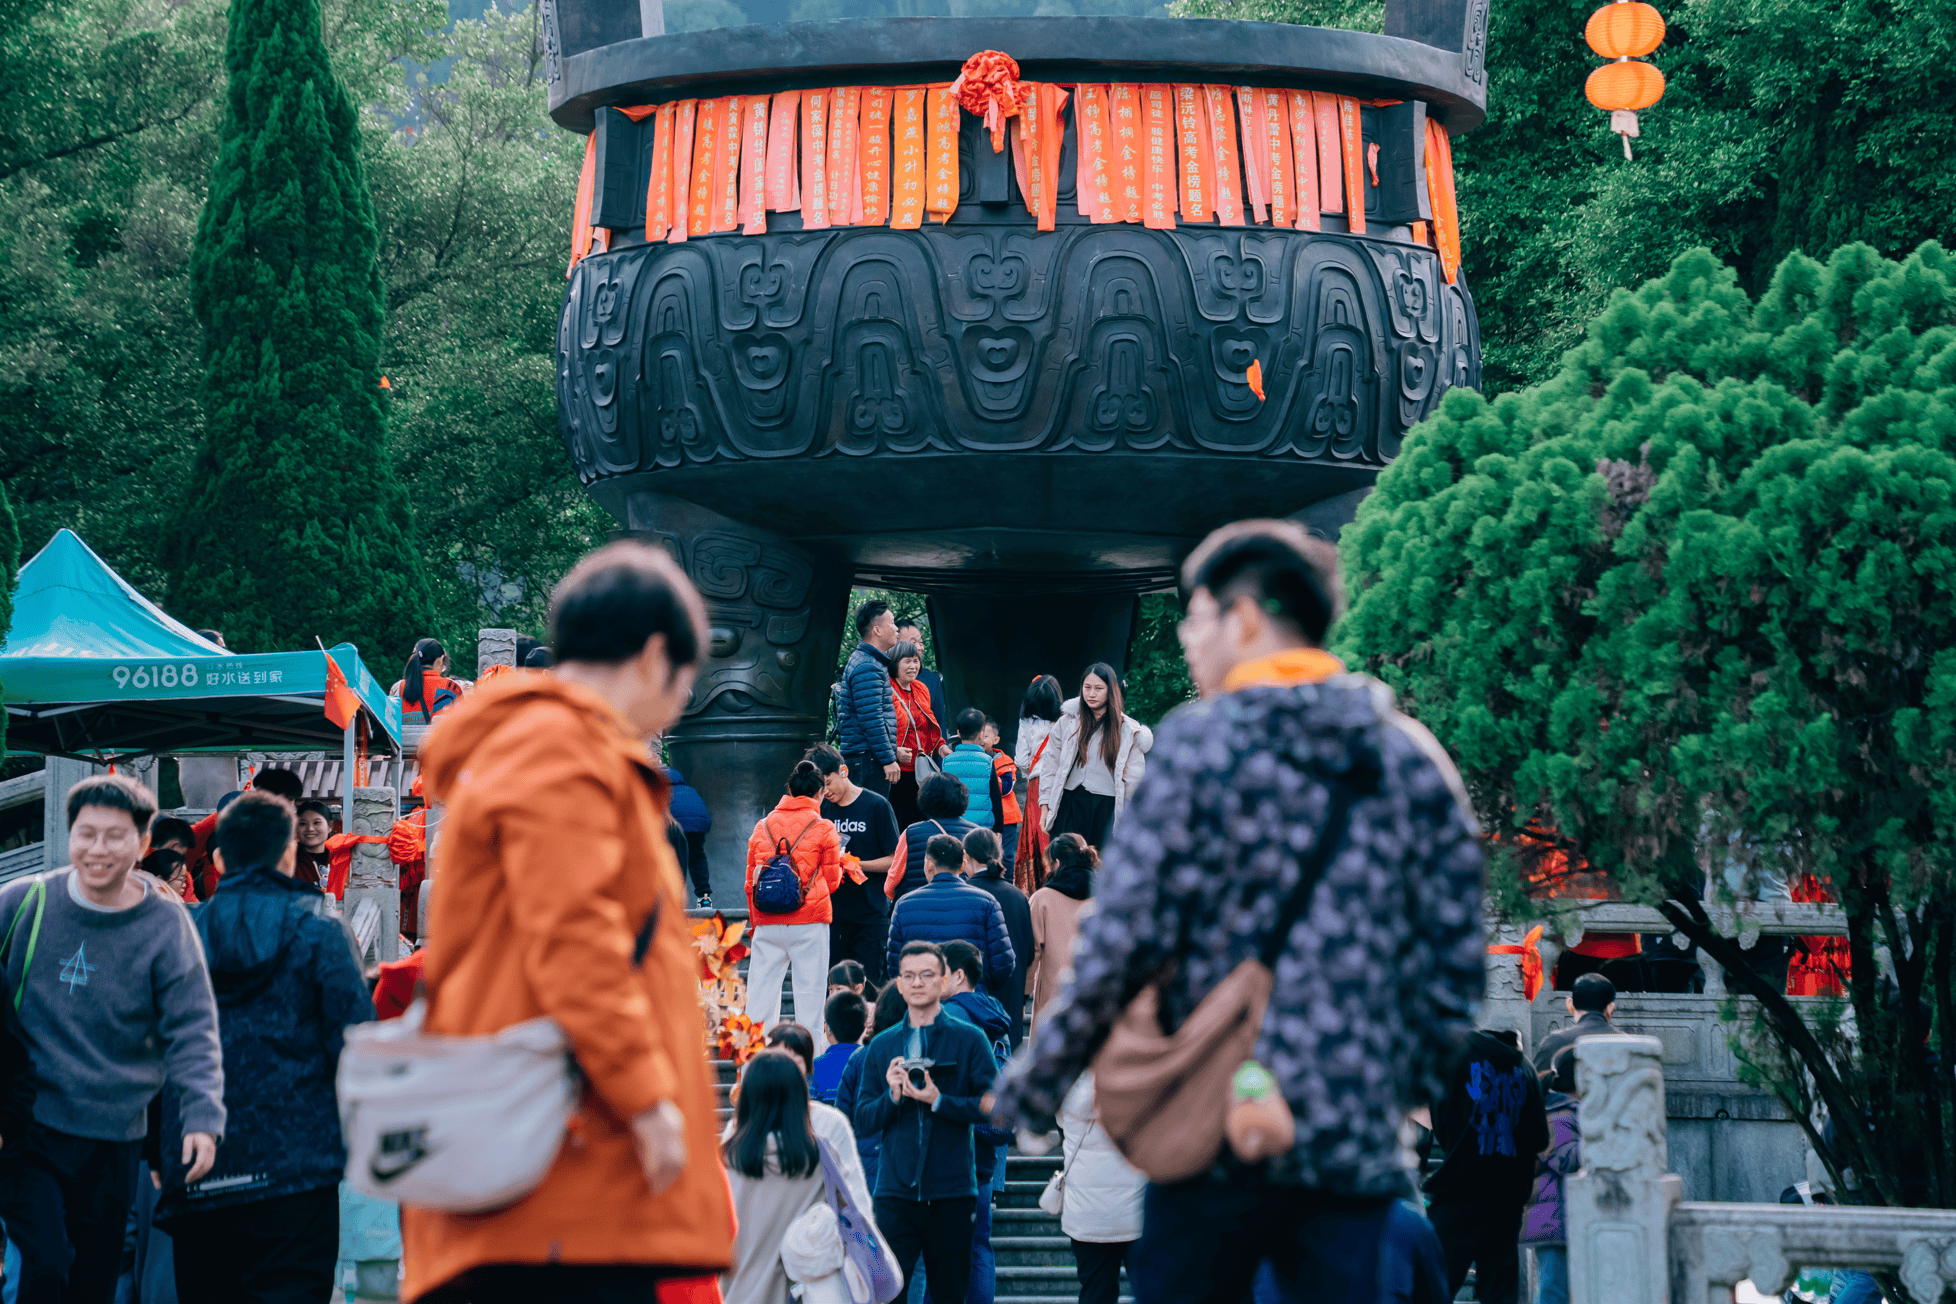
[1288,91,1319,232]
[647,102,676,241]
[1337,95,1365,234]
[1174,84,1213,222]
[1311,92,1341,214]
[567,131,597,274]
[766,91,800,212]
[1235,86,1266,223]
[1141,84,1175,229]
[741,95,770,234]
[669,99,697,241]
[802,90,831,229]
[324,653,360,730]
[860,87,893,225]
[926,86,959,223]
[1109,84,1144,223]
[1204,86,1242,226]
[1425,116,1461,283]
[892,87,927,229]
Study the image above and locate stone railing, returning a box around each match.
[1567,1034,1956,1304]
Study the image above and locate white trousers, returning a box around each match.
[746,922,833,1052]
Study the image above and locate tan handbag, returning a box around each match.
[1090,786,1357,1184]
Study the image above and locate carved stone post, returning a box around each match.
[1567,1035,1680,1304]
[1481,918,1536,1055]
[478,627,518,672]
[343,786,400,964]
[623,491,850,904]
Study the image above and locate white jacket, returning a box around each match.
[1015,717,1056,774]
[1056,1074,1145,1244]
[1032,699,1153,832]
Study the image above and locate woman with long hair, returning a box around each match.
[745,761,844,1051]
[390,638,469,724]
[887,640,946,828]
[1013,676,1064,890]
[720,1050,885,1304]
[1030,664,1153,852]
[1027,834,1098,1031]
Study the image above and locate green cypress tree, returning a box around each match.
[168,0,429,660]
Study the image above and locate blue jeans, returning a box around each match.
[1534,1247,1568,1304]
[1828,1270,1882,1304]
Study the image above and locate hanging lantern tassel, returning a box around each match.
[1612,108,1639,159]
[948,50,1026,153]
[1584,1,1665,161]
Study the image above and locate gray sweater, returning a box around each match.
[0,869,225,1141]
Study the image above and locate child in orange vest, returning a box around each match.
[982,716,1021,880]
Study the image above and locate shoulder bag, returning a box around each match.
[338,900,662,1211]
[894,692,942,786]
[753,816,822,916]
[1089,783,1358,1184]
[817,1136,904,1304]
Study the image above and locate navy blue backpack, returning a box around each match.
[753,818,818,916]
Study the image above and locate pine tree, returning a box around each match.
[167,0,429,660]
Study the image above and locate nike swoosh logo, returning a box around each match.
[370,1142,434,1183]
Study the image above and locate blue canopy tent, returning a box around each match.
[2,532,401,811]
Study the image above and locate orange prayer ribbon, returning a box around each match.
[801,90,830,229]
[1288,91,1319,232]
[1337,95,1365,234]
[647,102,675,241]
[926,86,959,223]
[1076,84,1114,222]
[892,87,926,229]
[827,87,860,227]
[1311,92,1341,214]
[766,91,800,212]
[1174,84,1213,223]
[668,99,697,242]
[1487,925,1546,1002]
[715,95,744,233]
[567,131,597,274]
[1261,89,1292,230]
[1424,117,1461,284]
[1235,86,1266,223]
[1109,84,1143,224]
[1204,86,1242,226]
[860,88,892,225]
[1141,84,1175,230]
[688,97,721,237]
[741,96,770,234]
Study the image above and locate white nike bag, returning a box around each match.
[338,1001,577,1213]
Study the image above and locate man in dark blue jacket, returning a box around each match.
[662,764,714,906]
[886,836,1015,989]
[155,791,375,1303]
[838,600,901,797]
[855,941,999,1304]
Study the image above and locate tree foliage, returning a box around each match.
[1337,242,1956,1237]
[0,478,16,755]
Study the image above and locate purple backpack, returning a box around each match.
[818,1138,902,1304]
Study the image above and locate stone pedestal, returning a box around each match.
[1567,1035,1680,1304]
[343,786,400,964]
[477,628,518,671]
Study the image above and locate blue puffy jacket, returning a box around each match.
[943,990,1015,1178]
[837,643,898,765]
[939,743,997,831]
[835,1045,880,1186]
[662,766,713,834]
[885,875,1015,988]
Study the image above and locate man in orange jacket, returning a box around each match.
[403,542,734,1301]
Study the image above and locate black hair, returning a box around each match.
[1571,972,1617,1012]
[787,759,823,799]
[1180,519,1343,647]
[955,707,986,740]
[898,940,947,972]
[805,744,846,778]
[828,958,866,987]
[251,767,306,802]
[403,638,446,710]
[917,773,969,819]
[982,714,998,731]
[871,981,908,1035]
[523,646,556,669]
[764,1021,817,1074]
[889,640,921,667]
[855,599,892,638]
[1551,1048,1579,1095]
[1076,663,1126,771]
[515,634,541,664]
[825,990,869,1044]
[1044,833,1098,900]
[148,815,196,850]
[295,799,333,822]
[722,1051,820,1180]
[941,939,983,991]
[550,541,706,667]
[140,847,185,881]
[1020,675,1063,723]
[215,789,297,875]
[194,628,226,647]
[925,834,966,873]
[963,828,1002,876]
[67,774,158,833]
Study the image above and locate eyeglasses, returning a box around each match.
[898,970,939,985]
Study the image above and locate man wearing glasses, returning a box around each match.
[853,940,999,1304]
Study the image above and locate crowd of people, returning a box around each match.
[0,516,1681,1304]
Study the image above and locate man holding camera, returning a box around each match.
[853,940,1000,1303]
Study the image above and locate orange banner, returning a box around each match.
[1260,89,1292,230]
[1338,94,1365,234]
[1174,84,1213,223]
[802,90,831,229]
[1288,91,1319,232]
[766,91,800,212]
[1077,84,1115,222]
[1311,92,1340,214]
[927,86,959,222]
[1141,84,1175,229]
[741,96,770,234]
[1204,86,1242,226]
[687,97,720,237]
[646,102,675,241]
[1109,84,1143,224]
[568,131,596,273]
[1235,86,1266,223]
[1425,116,1460,283]
[667,100,696,242]
[892,87,926,229]
[713,95,744,232]
[860,87,892,226]
[827,87,859,227]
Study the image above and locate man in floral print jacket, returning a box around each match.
[992,519,1486,1304]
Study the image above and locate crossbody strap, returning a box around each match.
[1255,785,1359,970]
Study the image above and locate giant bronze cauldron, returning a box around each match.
[545,0,1488,886]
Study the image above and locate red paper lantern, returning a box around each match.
[1585,2,1665,58]
[1585,60,1666,112]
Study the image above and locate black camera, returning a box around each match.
[902,1057,936,1090]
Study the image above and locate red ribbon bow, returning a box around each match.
[1488,925,1546,1002]
[948,50,1026,153]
